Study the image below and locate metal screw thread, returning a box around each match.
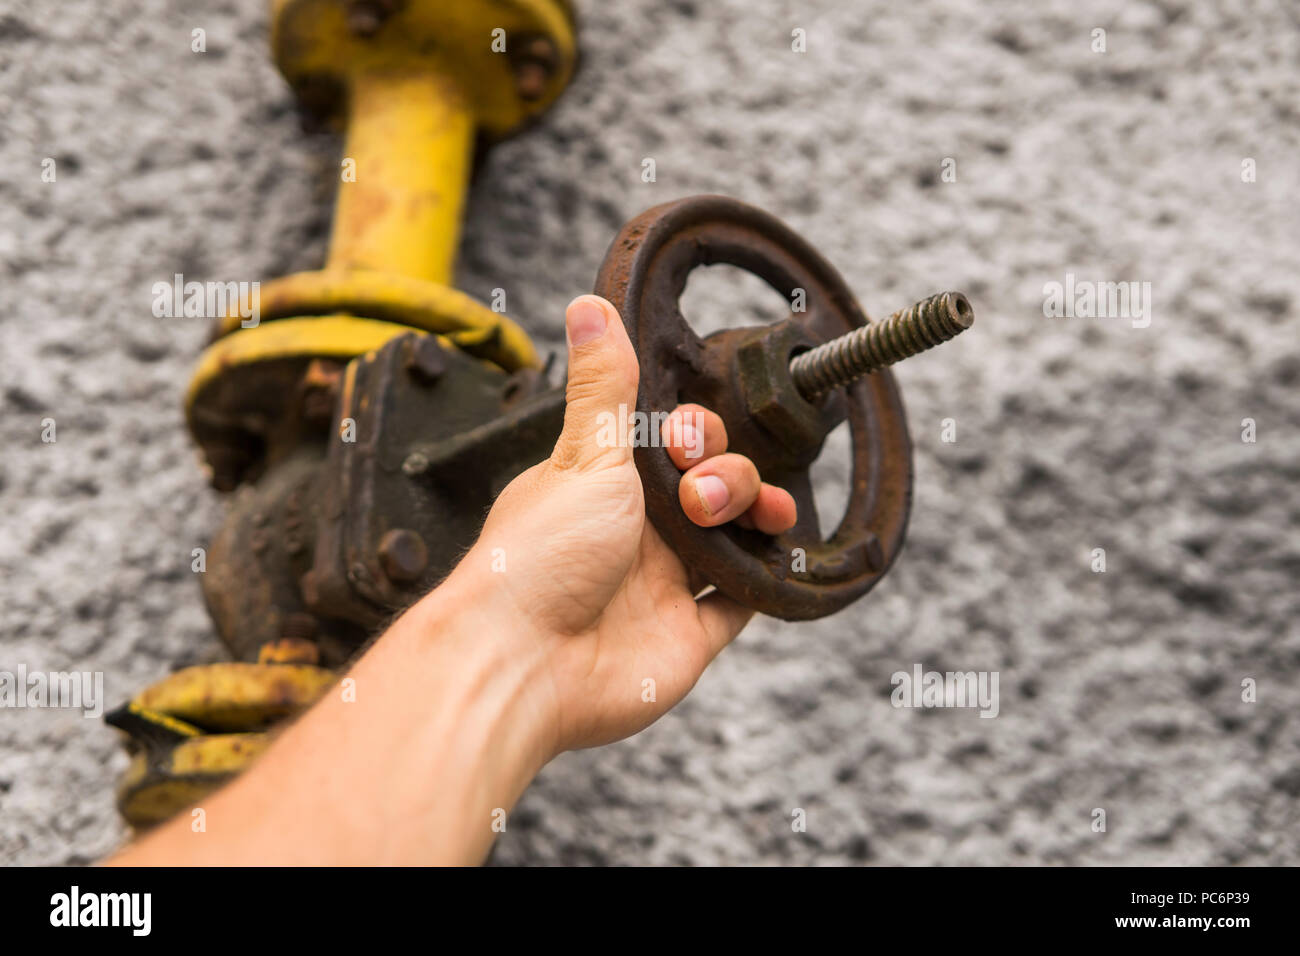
[789,291,974,399]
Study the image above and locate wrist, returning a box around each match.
[386,558,562,806]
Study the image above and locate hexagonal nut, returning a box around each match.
[735,326,834,457]
[404,335,447,386]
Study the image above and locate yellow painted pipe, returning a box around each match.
[327,70,475,284]
[190,0,578,447]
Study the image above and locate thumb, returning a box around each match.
[550,295,641,471]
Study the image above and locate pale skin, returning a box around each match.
[110,295,797,865]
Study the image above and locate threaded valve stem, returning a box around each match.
[789,291,973,399]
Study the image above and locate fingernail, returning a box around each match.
[566,297,607,347]
[695,475,729,515]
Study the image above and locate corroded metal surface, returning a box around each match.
[300,333,563,634]
[202,331,562,662]
[104,662,337,825]
[595,195,915,621]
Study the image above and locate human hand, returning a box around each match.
[445,294,796,756]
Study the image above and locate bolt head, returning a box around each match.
[402,451,430,477]
[378,528,428,585]
[512,35,558,101]
[405,335,447,385]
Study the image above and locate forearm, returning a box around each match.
[110,568,554,866]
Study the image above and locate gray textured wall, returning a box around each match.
[1,0,1297,865]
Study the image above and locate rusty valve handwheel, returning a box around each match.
[594,195,917,621]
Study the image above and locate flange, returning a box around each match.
[270,0,578,138]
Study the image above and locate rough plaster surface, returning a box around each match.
[1,0,1297,865]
